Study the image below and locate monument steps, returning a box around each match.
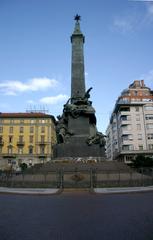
[29,161,131,173]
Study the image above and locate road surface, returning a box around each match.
[0,191,153,240]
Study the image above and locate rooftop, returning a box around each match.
[0,112,56,122]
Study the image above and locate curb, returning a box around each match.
[1,186,153,195]
[94,186,153,194]
[0,187,59,195]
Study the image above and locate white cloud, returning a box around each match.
[40,94,68,105]
[113,18,133,33]
[146,2,153,15]
[113,2,153,34]
[0,77,58,95]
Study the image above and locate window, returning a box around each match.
[148,144,153,150]
[30,119,34,124]
[120,115,131,121]
[122,145,129,151]
[10,119,14,124]
[0,146,2,153]
[122,135,128,141]
[128,134,133,140]
[8,146,13,154]
[40,146,45,154]
[119,107,130,112]
[20,119,24,124]
[39,119,45,124]
[41,135,45,143]
[0,136,3,143]
[145,114,153,120]
[9,127,13,133]
[139,145,143,150]
[138,134,142,140]
[147,133,153,139]
[18,147,23,154]
[137,124,141,130]
[122,124,132,130]
[41,126,45,133]
[19,127,24,133]
[129,145,134,150]
[29,136,33,143]
[135,106,139,112]
[0,127,3,133]
[122,134,133,141]
[19,136,24,142]
[146,124,153,129]
[144,106,153,111]
[113,140,118,145]
[29,146,33,154]
[0,119,3,123]
[122,145,133,151]
[30,127,34,133]
[9,136,13,143]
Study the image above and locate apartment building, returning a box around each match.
[0,112,56,170]
[106,80,153,163]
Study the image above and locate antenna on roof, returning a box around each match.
[26,105,49,114]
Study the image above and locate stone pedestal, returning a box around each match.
[68,116,89,135]
[54,136,105,158]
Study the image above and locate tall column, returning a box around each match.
[71,15,86,102]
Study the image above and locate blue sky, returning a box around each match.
[0,0,153,133]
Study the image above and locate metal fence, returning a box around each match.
[0,167,153,189]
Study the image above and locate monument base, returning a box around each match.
[53,136,105,158]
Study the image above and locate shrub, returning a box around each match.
[19,163,28,172]
[131,155,153,168]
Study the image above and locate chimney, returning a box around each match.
[141,80,145,87]
[133,80,140,88]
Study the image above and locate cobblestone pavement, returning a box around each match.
[0,191,153,240]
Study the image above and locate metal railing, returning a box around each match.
[0,167,153,189]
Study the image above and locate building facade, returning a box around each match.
[106,80,153,163]
[0,112,56,170]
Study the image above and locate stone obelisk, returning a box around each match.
[71,15,85,101]
[53,15,105,159]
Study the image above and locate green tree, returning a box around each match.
[20,163,28,172]
[131,155,153,168]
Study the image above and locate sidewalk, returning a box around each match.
[1,186,153,195]
[94,186,153,194]
[0,187,59,195]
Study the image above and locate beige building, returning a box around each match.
[106,80,153,163]
[0,112,56,170]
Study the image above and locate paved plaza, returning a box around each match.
[0,191,153,240]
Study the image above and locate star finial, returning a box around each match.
[74,14,81,22]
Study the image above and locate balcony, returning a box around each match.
[121,139,133,145]
[120,120,131,126]
[2,154,16,158]
[38,141,49,146]
[120,149,153,155]
[38,154,47,158]
[120,129,132,135]
[17,141,25,146]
